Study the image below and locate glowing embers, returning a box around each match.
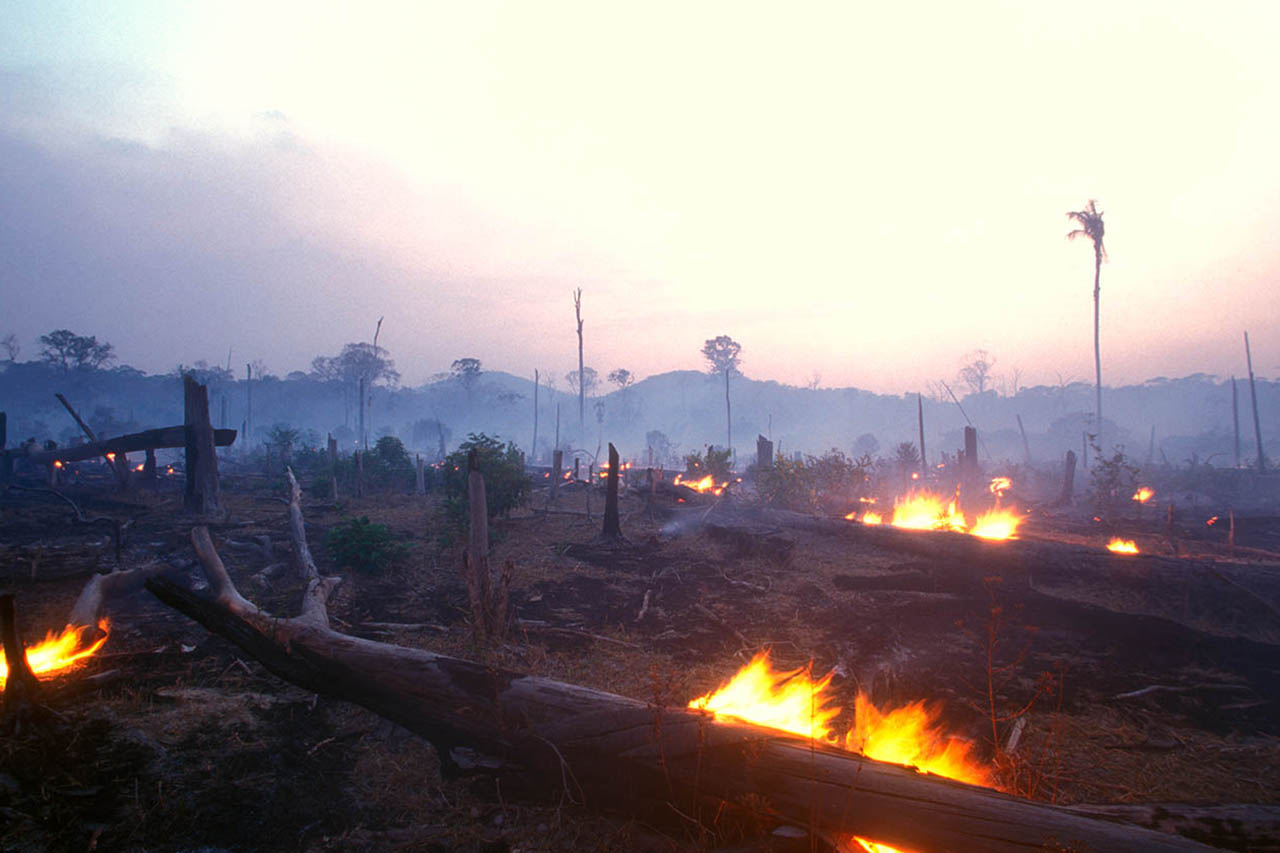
[0,620,109,686]
[1132,487,1154,504]
[1107,538,1139,554]
[689,650,991,853]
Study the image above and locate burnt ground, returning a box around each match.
[2,477,1280,852]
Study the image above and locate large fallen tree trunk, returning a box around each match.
[145,526,1221,851]
[6,426,237,466]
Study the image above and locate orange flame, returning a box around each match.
[1107,538,1139,554]
[673,473,725,495]
[689,651,991,852]
[969,508,1023,540]
[861,511,883,525]
[1132,487,1154,504]
[844,510,859,521]
[1206,516,1219,526]
[0,620,109,686]
[889,490,966,533]
[988,476,1012,497]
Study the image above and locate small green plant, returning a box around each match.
[1088,436,1139,520]
[685,445,733,479]
[324,516,410,574]
[440,433,531,533]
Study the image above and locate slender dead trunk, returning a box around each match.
[574,289,585,431]
[1093,244,1103,442]
[1232,376,1241,468]
[724,369,732,460]
[918,393,928,475]
[1016,414,1031,468]
[532,369,539,464]
[1245,331,1267,472]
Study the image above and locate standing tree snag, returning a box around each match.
[1067,200,1106,440]
[573,288,585,431]
[601,442,623,540]
[183,375,221,516]
[702,335,741,463]
[464,449,512,643]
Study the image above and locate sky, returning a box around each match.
[2,0,1279,393]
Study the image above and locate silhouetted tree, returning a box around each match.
[1067,200,1107,436]
[451,358,483,403]
[702,335,742,459]
[1,333,19,361]
[607,368,633,389]
[39,329,115,372]
[958,349,996,396]
[566,367,598,400]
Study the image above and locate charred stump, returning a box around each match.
[183,376,221,516]
[1,593,43,731]
[601,442,623,540]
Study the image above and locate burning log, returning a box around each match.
[146,528,1220,852]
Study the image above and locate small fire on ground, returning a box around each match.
[673,473,732,495]
[689,650,991,852]
[1107,538,1140,554]
[847,488,1023,541]
[0,620,109,686]
[1132,487,1154,504]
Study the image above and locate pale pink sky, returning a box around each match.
[2,1,1278,391]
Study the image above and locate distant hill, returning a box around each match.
[1,360,1274,470]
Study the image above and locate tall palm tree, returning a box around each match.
[1067,200,1106,441]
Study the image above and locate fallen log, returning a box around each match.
[144,526,1221,851]
[6,426,237,466]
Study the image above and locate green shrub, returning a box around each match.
[440,433,531,532]
[324,516,410,574]
[684,445,733,480]
[756,448,871,513]
[1089,438,1139,519]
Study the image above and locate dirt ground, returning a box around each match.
[2,473,1279,852]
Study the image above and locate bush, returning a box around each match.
[441,433,531,532]
[324,516,410,574]
[685,446,733,480]
[756,448,871,513]
[1089,438,1139,519]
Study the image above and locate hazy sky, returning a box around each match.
[2,0,1278,392]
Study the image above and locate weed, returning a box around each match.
[324,516,410,574]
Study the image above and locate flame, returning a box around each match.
[673,473,725,495]
[988,476,1012,497]
[105,453,115,461]
[844,510,859,521]
[1107,538,1139,554]
[859,496,877,504]
[688,651,839,740]
[969,508,1022,540]
[1206,516,1219,526]
[862,511,883,525]
[1132,487,1154,504]
[0,620,109,686]
[889,491,966,533]
[53,460,64,469]
[135,463,145,472]
[689,651,991,853]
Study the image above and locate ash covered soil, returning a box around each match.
[2,478,1280,852]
